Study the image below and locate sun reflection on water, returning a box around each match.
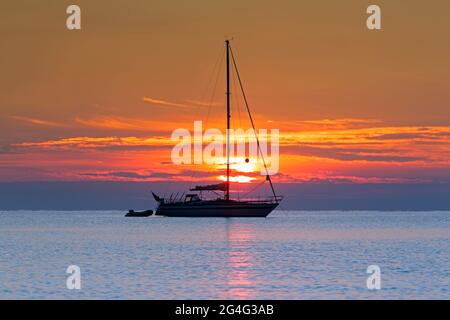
[222,221,257,299]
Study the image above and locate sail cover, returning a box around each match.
[190,182,227,191]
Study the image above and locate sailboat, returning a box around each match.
[152,40,283,217]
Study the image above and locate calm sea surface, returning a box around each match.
[0,210,448,299]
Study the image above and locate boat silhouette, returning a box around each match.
[125,209,153,217]
[152,40,283,217]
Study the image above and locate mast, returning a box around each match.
[225,40,231,201]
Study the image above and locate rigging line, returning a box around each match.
[231,56,243,130]
[186,50,222,143]
[231,59,245,199]
[204,48,225,130]
[229,46,279,202]
[188,46,225,191]
[230,59,238,197]
[241,179,266,198]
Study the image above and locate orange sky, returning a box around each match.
[1,1,449,186]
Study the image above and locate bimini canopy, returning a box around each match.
[190,182,227,191]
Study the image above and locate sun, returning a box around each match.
[215,157,260,173]
[230,161,257,173]
[217,175,255,183]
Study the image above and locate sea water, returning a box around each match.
[0,210,448,299]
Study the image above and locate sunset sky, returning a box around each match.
[1,1,450,208]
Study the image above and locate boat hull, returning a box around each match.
[125,210,153,217]
[155,202,278,218]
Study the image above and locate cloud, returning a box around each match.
[9,116,67,127]
[300,118,381,126]
[81,171,162,179]
[4,122,449,185]
[183,99,221,107]
[0,145,17,154]
[80,169,218,181]
[13,136,172,151]
[369,131,450,141]
[142,97,203,110]
[298,176,421,184]
[276,118,383,131]
[75,116,183,132]
[369,133,426,140]
[283,145,426,162]
[9,122,450,164]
